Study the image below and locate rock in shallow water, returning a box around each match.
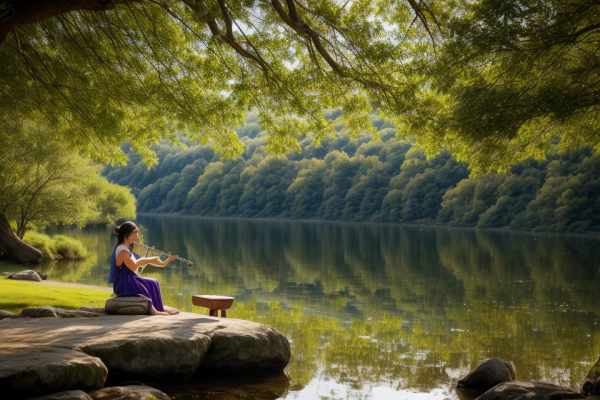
[201,320,291,373]
[0,347,107,399]
[476,380,584,399]
[8,270,42,282]
[457,357,515,392]
[29,390,92,400]
[87,385,171,400]
[79,326,211,381]
[581,355,600,395]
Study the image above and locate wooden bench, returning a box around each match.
[192,295,235,317]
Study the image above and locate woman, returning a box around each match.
[109,221,176,316]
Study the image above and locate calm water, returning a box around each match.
[30,215,600,399]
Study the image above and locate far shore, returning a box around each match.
[136,212,600,239]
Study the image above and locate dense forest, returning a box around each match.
[103,113,600,233]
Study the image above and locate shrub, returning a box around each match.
[52,235,88,260]
[23,231,56,260]
[22,232,88,260]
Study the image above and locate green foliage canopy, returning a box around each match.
[1,0,598,173]
[0,128,136,238]
[417,0,600,174]
[0,0,427,166]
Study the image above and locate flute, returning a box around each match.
[129,242,193,266]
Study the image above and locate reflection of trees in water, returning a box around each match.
[133,216,600,391]
[43,224,115,286]
[434,229,600,389]
[129,217,600,321]
[47,217,600,394]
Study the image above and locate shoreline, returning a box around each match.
[136,213,600,239]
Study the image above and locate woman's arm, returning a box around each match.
[117,250,177,272]
[137,256,177,268]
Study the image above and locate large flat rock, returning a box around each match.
[0,347,106,399]
[201,317,291,372]
[0,313,290,386]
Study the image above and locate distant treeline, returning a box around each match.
[103,114,600,233]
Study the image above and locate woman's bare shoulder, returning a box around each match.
[115,245,131,260]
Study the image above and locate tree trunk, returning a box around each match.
[0,210,42,264]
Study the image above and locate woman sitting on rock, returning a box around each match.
[109,222,176,316]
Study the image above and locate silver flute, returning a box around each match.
[128,242,193,267]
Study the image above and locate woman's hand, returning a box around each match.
[164,255,177,266]
[150,255,177,268]
[118,252,178,271]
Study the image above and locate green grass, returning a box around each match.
[0,277,109,313]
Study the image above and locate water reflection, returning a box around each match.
[37,216,600,398]
[153,372,290,400]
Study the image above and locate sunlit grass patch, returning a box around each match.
[0,277,108,313]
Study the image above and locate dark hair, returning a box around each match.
[113,221,137,245]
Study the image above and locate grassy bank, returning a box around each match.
[0,277,109,313]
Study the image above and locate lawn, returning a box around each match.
[0,276,109,314]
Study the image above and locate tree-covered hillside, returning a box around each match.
[104,114,600,233]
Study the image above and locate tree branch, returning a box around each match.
[570,22,600,41]
[271,0,345,76]
[0,0,136,41]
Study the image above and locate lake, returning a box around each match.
[35,215,600,399]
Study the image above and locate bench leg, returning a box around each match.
[221,309,227,318]
[209,309,218,317]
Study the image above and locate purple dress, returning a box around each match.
[109,245,165,312]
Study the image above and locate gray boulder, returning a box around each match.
[78,307,108,316]
[0,270,47,279]
[52,308,102,318]
[0,347,107,399]
[457,358,515,392]
[35,271,48,280]
[581,356,600,395]
[105,296,150,315]
[0,310,17,320]
[8,269,42,282]
[25,306,58,318]
[87,385,170,400]
[29,390,92,400]
[201,318,291,372]
[79,328,211,380]
[21,306,101,319]
[476,380,584,399]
